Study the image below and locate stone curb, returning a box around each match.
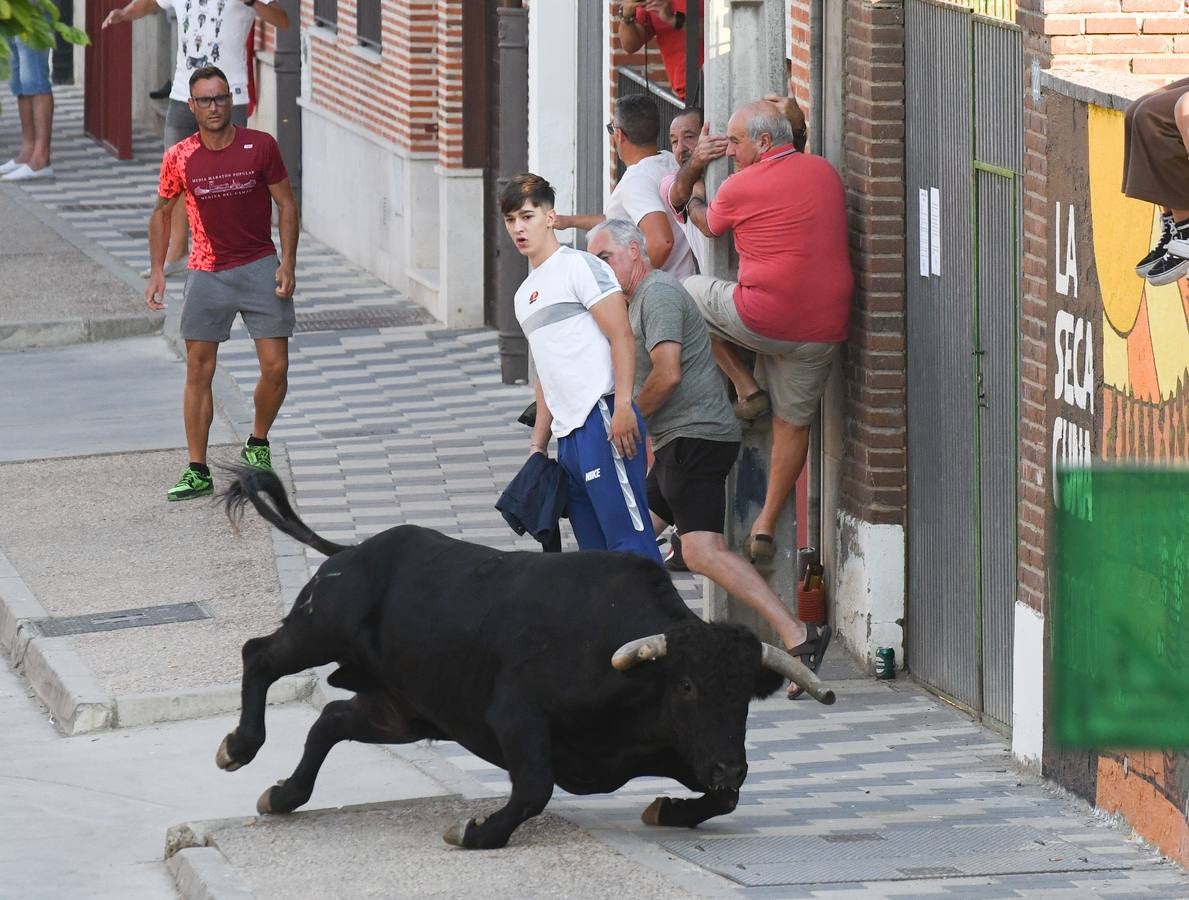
[0,313,164,351]
[167,847,256,900]
[0,450,313,735]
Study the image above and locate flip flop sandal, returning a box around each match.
[733,390,771,421]
[743,533,776,563]
[786,623,833,700]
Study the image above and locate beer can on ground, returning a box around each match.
[875,646,896,680]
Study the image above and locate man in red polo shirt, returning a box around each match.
[669,99,853,576]
[616,1,702,102]
[146,65,300,502]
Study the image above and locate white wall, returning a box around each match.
[832,513,905,667]
[527,1,578,239]
[1011,601,1045,771]
[299,98,419,295]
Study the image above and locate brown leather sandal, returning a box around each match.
[743,533,776,563]
[733,390,771,421]
[786,624,833,700]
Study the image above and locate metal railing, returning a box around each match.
[313,0,336,30]
[615,66,685,154]
[357,0,381,49]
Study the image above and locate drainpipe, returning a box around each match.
[493,0,529,384]
[273,0,302,202]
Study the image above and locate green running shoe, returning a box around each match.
[167,466,213,501]
[240,441,272,471]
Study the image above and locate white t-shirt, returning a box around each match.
[604,150,697,281]
[159,0,272,105]
[515,246,620,438]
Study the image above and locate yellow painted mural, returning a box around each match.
[1085,104,1189,863]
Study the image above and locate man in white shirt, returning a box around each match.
[553,94,696,281]
[502,173,661,564]
[101,0,289,276]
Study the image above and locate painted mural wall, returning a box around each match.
[1046,89,1189,864]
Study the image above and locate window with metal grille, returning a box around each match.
[357,0,382,50]
[313,0,336,30]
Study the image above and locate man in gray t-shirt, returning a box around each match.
[587,219,832,698]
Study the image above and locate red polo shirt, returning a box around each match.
[706,146,853,343]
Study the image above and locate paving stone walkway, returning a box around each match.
[5,88,1188,896]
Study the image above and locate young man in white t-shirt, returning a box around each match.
[502,173,661,563]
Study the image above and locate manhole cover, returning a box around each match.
[295,306,435,332]
[29,602,210,637]
[660,824,1130,887]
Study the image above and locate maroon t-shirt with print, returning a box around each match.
[158,126,288,272]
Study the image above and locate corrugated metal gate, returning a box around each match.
[905,0,1021,727]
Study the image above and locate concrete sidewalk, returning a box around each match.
[2,88,1188,898]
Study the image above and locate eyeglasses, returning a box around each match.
[605,121,618,136]
[191,93,232,109]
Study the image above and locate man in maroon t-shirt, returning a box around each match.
[146,65,299,502]
[670,99,854,583]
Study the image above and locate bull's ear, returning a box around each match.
[753,666,784,699]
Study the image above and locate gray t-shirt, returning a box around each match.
[629,270,741,450]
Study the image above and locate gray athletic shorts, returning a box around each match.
[683,274,839,426]
[181,255,295,342]
[164,100,248,148]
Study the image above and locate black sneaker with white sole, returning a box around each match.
[1147,226,1189,286]
[1136,211,1176,277]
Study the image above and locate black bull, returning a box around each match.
[217,469,835,849]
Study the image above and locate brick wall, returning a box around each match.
[1017,0,1052,614]
[840,0,907,526]
[435,0,465,168]
[788,0,813,118]
[1043,0,1189,75]
[301,0,468,165]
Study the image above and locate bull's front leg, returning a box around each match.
[642,789,739,828]
[444,701,554,850]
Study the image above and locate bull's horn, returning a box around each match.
[612,634,668,671]
[760,643,837,705]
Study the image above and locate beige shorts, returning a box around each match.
[683,274,839,426]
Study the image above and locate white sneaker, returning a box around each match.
[0,159,22,175]
[1,164,55,182]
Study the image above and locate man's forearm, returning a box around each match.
[635,371,677,417]
[670,159,706,212]
[278,202,299,266]
[530,380,553,451]
[556,213,606,232]
[610,332,636,408]
[685,196,715,238]
[147,205,172,270]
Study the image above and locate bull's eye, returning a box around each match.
[678,677,695,696]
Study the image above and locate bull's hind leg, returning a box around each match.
[216,615,333,772]
[444,700,554,850]
[259,692,423,815]
[641,789,739,828]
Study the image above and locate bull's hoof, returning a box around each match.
[257,786,275,815]
[641,797,670,826]
[215,735,243,771]
[443,816,473,847]
[443,815,489,848]
[257,781,301,816]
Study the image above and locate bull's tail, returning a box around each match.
[222,467,350,558]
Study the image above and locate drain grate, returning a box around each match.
[28,602,211,637]
[295,306,435,333]
[661,824,1131,887]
